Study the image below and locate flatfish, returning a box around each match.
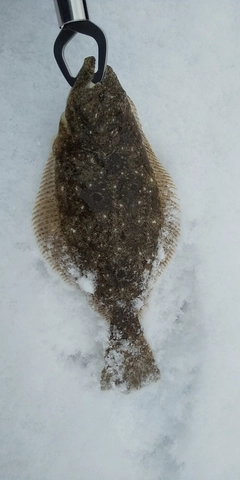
[33,57,179,391]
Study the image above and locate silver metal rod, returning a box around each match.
[53,0,88,28]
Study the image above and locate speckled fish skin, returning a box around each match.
[33,56,179,391]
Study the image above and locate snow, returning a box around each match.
[1,0,240,479]
[76,271,96,294]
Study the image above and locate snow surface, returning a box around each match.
[1,0,240,478]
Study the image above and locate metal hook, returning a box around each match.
[53,0,107,86]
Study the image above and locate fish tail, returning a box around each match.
[101,309,160,391]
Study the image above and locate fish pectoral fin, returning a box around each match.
[100,313,160,392]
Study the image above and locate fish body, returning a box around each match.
[33,57,179,391]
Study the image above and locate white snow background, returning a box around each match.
[1,0,240,479]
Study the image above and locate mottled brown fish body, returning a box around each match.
[33,57,179,391]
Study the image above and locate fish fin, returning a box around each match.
[32,151,76,285]
[128,96,180,275]
[101,311,160,391]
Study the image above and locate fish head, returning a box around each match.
[64,56,130,146]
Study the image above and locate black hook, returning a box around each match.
[54,20,107,86]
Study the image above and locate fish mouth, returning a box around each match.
[83,56,96,74]
[80,57,111,89]
[85,57,97,89]
[80,56,97,88]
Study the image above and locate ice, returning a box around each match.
[1,0,240,479]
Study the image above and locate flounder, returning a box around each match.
[33,57,179,391]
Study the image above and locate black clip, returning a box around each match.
[54,20,107,86]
